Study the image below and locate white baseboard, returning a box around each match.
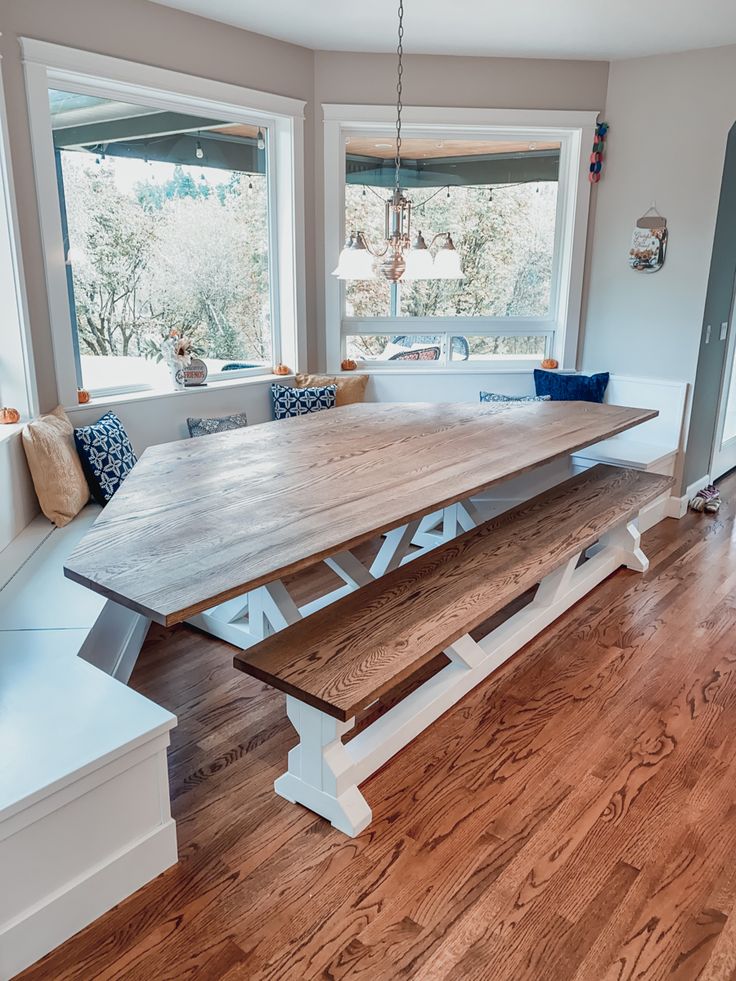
[1,820,177,980]
[663,474,712,522]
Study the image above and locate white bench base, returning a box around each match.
[273,519,648,837]
[0,649,177,979]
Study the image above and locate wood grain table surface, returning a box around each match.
[64,401,656,626]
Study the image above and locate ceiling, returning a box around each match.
[148,0,736,60]
[345,138,560,161]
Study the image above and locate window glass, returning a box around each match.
[50,88,272,393]
[343,136,560,320]
[450,335,549,362]
[345,334,443,362]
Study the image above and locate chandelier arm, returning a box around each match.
[426,232,451,249]
[359,235,390,258]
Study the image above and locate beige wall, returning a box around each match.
[0,0,315,410]
[582,45,736,384]
[312,51,609,368]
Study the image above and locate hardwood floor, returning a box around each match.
[19,472,736,981]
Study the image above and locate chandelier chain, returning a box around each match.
[394,0,404,193]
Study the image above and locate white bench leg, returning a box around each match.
[275,697,371,838]
[587,518,649,573]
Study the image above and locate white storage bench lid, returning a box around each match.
[0,647,175,823]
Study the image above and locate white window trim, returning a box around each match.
[0,54,38,419]
[323,104,598,373]
[21,39,307,406]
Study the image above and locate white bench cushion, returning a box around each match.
[0,505,104,631]
[573,436,677,473]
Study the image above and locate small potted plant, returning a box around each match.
[143,329,195,390]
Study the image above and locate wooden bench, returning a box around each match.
[234,464,671,836]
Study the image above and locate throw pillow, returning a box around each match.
[480,392,551,403]
[271,384,336,420]
[22,406,90,527]
[294,373,368,407]
[533,369,610,404]
[187,411,248,438]
[74,411,137,505]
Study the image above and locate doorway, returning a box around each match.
[711,276,736,480]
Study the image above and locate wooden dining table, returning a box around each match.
[64,400,656,656]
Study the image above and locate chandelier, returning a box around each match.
[332,1,464,283]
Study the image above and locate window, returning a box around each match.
[50,89,273,395]
[22,40,305,405]
[324,107,596,371]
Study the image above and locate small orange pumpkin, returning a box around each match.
[77,388,91,404]
[273,363,291,376]
[541,358,559,370]
[341,358,357,371]
[0,406,20,424]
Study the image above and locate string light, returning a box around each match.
[195,140,204,160]
[257,129,265,150]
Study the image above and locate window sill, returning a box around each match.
[342,366,570,376]
[0,422,24,446]
[63,372,293,415]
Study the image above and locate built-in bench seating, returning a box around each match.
[0,509,171,976]
[234,464,672,836]
[0,647,177,979]
[0,506,150,679]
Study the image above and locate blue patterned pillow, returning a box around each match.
[271,383,336,420]
[74,411,137,504]
[533,369,610,404]
[187,411,248,438]
[480,392,551,403]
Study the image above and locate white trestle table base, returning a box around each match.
[188,501,478,650]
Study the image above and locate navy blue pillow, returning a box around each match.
[74,411,137,505]
[533,370,609,404]
[271,383,336,420]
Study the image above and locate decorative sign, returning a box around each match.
[177,357,209,387]
[629,207,668,273]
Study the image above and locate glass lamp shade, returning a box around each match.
[332,237,376,280]
[403,244,435,280]
[433,237,464,280]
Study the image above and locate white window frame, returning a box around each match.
[0,53,37,420]
[324,104,598,373]
[21,39,307,406]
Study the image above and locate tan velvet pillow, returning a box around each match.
[294,373,368,407]
[22,406,90,527]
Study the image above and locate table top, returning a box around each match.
[64,400,656,626]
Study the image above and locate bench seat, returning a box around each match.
[233,465,670,837]
[236,465,671,723]
[0,505,150,679]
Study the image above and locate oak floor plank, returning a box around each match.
[18,472,736,981]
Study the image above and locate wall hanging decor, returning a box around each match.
[589,121,608,183]
[629,206,668,273]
